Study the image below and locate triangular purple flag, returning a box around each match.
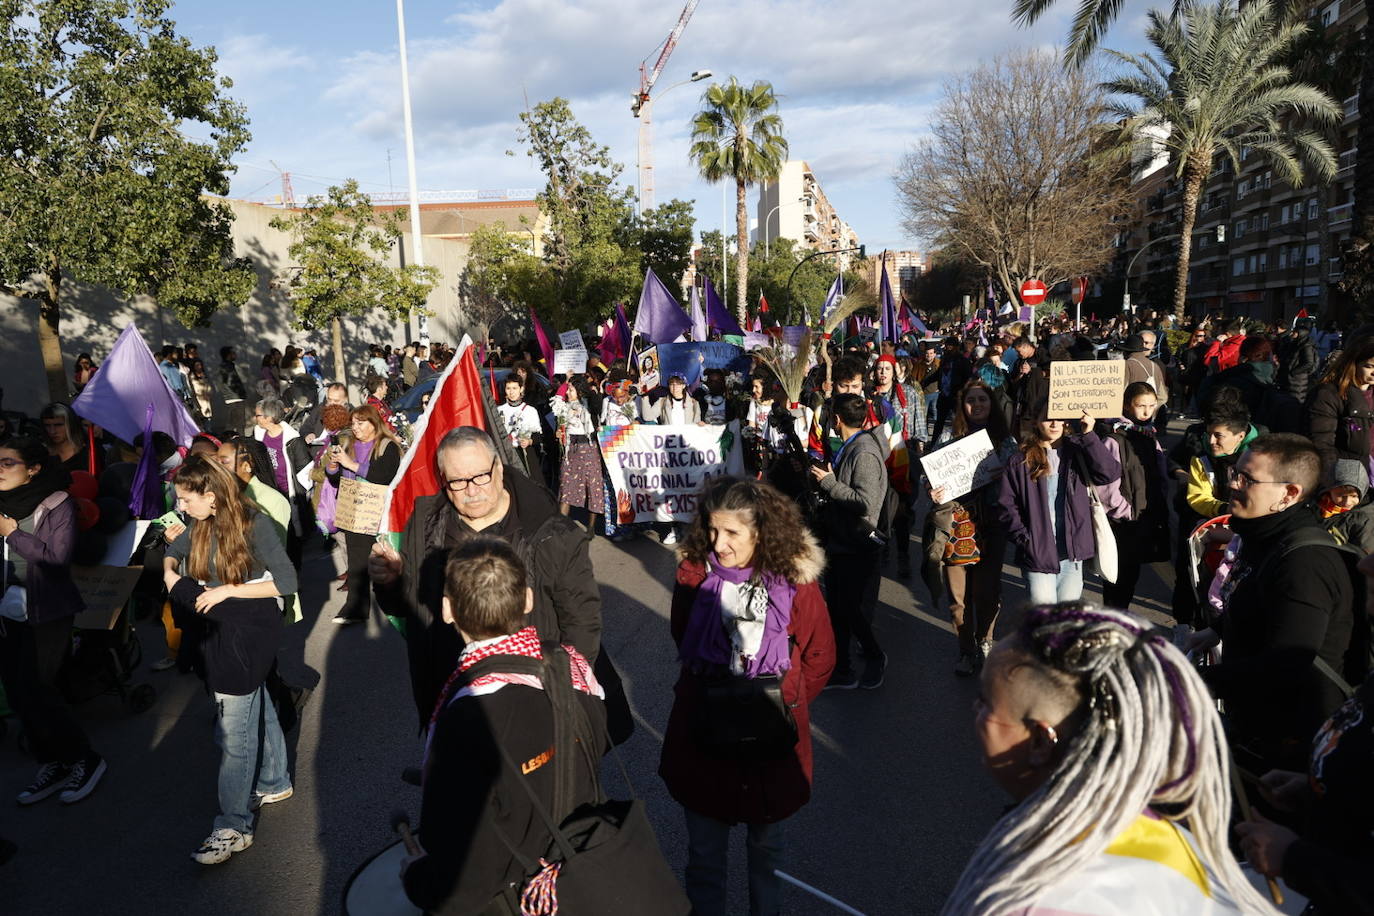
[633,268,693,345]
[878,254,898,343]
[704,277,743,337]
[599,313,624,365]
[71,323,200,446]
[689,286,707,341]
[128,403,164,519]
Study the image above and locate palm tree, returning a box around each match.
[689,77,789,326]
[1104,0,1340,316]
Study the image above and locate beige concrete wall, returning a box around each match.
[0,197,471,414]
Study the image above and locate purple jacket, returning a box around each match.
[5,491,86,625]
[996,432,1121,574]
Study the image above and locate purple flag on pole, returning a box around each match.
[71,323,200,447]
[820,272,844,323]
[878,255,898,343]
[530,308,556,371]
[128,403,163,520]
[689,286,708,341]
[599,315,623,365]
[634,268,693,344]
[615,302,633,356]
[703,276,743,337]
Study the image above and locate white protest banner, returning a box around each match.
[919,429,1002,501]
[553,348,588,376]
[599,421,744,523]
[1048,360,1128,419]
[334,477,389,535]
[558,330,585,351]
[742,331,771,351]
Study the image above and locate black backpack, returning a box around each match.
[467,645,690,916]
[1276,532,1372,691]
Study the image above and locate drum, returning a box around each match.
[343,839,423,916]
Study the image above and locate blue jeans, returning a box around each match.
[214,685,290,834]
[683,808,785,916]
[1026,559,1084,605]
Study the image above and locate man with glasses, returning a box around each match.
[368,426,602,726]
[1187,434,1360,770]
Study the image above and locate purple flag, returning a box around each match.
[878,255,898,343]
[689,286,707,341]
[704,276,743,337]
[128,404,163,520]
[634,268,693,344]
[598,316,623,365]
[530,308,555,371]
[820,272,844,323]
[71,323,199,447]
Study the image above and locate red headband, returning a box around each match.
[876,354,898,367]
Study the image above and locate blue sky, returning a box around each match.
[180,0,1152,252]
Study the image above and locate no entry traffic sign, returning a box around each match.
[1020,279,1047,306]
[1072,276,1089,305]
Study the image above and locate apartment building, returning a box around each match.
[756,161,862,266]
[1116,0,1363,323]
[867,250,927,300]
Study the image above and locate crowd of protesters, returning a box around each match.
[0,306,1371,915]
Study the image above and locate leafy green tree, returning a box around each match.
[1105,0,1339,316]
[620,198,696,301]
[689,77,789,326]
[693,232,868,327]
[515,98,640,326]
[269,180,439,386]
[457,222,555,343]
[0,0,254,402]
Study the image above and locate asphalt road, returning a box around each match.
[0,494,1178,916]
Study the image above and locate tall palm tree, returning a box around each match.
[1104,0,1340,316]
[689,77,788,326]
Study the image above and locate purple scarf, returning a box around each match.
[678,556,796,677]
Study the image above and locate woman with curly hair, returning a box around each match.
[943,602,1270,914]
[659,476,835,916]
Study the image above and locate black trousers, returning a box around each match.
[824,547,883,673]
[0,616,91,765]
[339,530,375,622]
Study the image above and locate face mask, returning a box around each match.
[1250,360,1276,385]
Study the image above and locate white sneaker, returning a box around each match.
[250,786,293,810]
[192,828,253,865]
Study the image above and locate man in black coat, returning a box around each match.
[1277,320,1319,403]
[370,426,603,727]
[1188,434,1361,770]
[923,337,974,442]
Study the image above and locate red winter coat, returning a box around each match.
[1205,335,1246,373]
[658,538,834,825]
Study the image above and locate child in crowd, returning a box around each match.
[1319,459,1374,554]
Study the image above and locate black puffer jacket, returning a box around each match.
[375,467,602,724]
[1308,382,1374,474]
[1278,328,1319,401]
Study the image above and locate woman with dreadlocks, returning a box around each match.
[943,602,1275,915]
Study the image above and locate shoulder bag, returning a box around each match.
[1073,450,1117,584]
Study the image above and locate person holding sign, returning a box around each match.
[163,456,296,865]
[924,381,1018,677]
[996,410,1120,605]
[326,405,401,626]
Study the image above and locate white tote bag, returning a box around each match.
[1075,452,1118,584]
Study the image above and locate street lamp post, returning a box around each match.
[762,192,805,259]
[635,69,711,216]
[395,0,429,345]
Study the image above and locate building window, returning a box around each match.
[1259,212,1269,230]
[1238,179,1251,197]
[1262,170,1272,189]
[1258,252,1268,271]
[1308,199,1319,220]
[1233,257,1246,276]
[1235,219,1247,238]
[1279,247,1289,269]
[1306,244,1320,265]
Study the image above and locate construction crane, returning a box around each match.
[632,0,704,214]
[269,159,295,208]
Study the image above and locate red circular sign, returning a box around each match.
[1020,279,1047,305]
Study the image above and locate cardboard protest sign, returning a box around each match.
[698,342,750,375]
[1048,361,1128,419]
[553,349,588,376]
[742,331,771,351]
[599,422,743,523]
[558,330,585,351]
[655,342,707,389]
[334,477,389,535]
[71,566,144,631]
[919,429,1002,501]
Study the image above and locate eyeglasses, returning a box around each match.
[444,457,498,492]
[1227,466,1291,489]
[0,458,25,469]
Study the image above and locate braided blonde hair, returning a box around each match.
[942,602,1278,915]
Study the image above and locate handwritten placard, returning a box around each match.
[1048,360,1128,419]
[559,330,586,351]
[919,429,1002,501]
[552,349,588,376]
[71,565,144,631]
[334,477,388,535]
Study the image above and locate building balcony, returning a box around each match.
[1338,0,1365,24]
[1337,147,1359,178]
[1330,202,1354,226]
